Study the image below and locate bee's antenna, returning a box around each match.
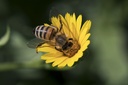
[58,15,63,32]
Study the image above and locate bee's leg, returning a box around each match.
[55,45,62,52]
[58,15,63,31]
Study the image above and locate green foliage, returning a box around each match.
[0,26,10,47]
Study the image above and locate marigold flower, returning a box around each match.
[36,13,91,68]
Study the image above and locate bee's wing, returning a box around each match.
[49,7,60,20]
[49,8,65,32]
[27,38,45,48]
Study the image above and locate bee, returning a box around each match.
[27,12,80,57]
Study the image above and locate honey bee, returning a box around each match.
[27,13,80,57]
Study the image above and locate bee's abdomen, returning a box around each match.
[34,25,57,40]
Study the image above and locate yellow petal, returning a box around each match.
[76,15,82,36]
[45,57,59,63]
[37,46,58,53]
[41,52,62,60]
[68,14,74,38]
[72,50,83,61]
[44,23,49,26]
[81,33,91,45]
[72,13,79,39]
[72,23,78,39]
[80,40,90,51]
[52,57,68,67]
[72,13,76,27]
[44,52,63,63]
[80,20,91,36]
[67,50,83,67]
[41,56,55,60]
[58,58,70,67]
[65,13,71,24]
[51,17,60,29]
[59,15,70,37]
[79,33,91,44]
[80,34,90,45]
[65,13,73,38]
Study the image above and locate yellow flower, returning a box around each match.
[36,13,91,68]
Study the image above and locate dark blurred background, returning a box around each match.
[0,0,128,85]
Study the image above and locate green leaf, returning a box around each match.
[0,26,10,47]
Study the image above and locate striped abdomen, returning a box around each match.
[34,25,57,40]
